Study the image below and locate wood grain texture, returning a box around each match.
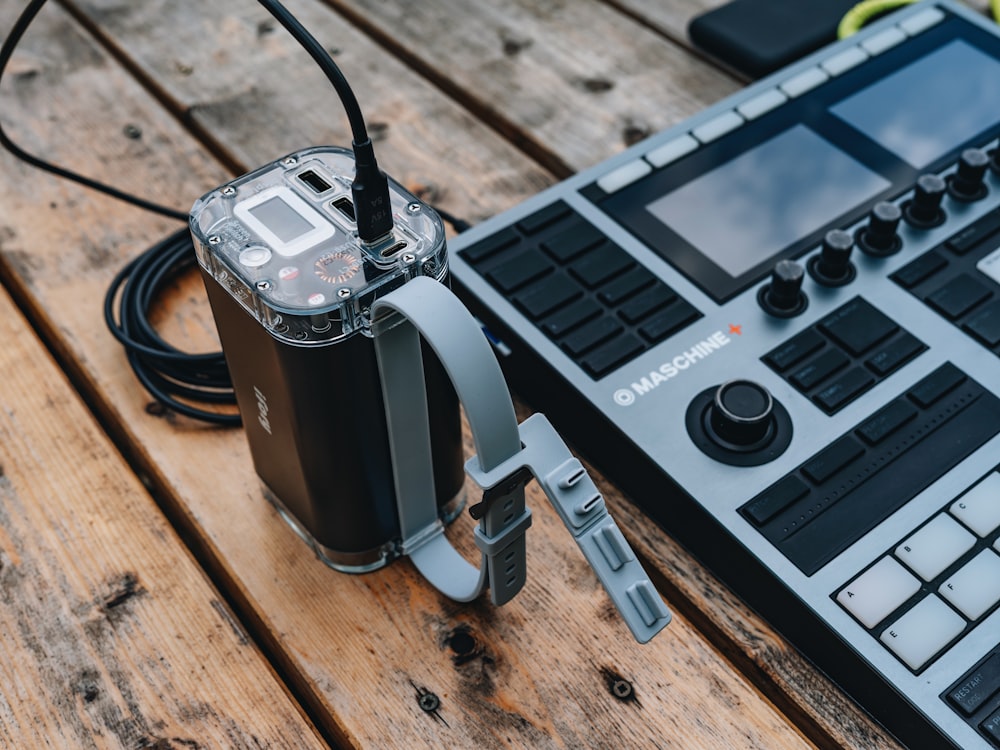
[0,146,323,750]
[311,0,742,176]
[0,3,815,750]
[65,0,553,226]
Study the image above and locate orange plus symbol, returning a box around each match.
[728,324,742,336]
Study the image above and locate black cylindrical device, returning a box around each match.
[191,147,464,572]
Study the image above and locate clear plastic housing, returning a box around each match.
[190,146,448,345]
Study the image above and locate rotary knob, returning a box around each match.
[903,174,947,228]
[808,229,855,287]
[758,259,807,317]
[948,148,990,202]
[709,380,775,448]
[856,201,902,256]
[686,380,793,466]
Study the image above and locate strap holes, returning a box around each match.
[504,551,515,562]
[505,564,516,575]
[506,576,517,587]
[504,513,515,524]
[503,499,514,511]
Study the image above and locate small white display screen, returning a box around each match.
[831,40,1000,168]
[248,195,316,243]
[645,125,890,278]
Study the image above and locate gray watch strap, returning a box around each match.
[372,276,671,642]
[372,275,530,605]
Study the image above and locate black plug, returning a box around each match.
[351,138,394,244]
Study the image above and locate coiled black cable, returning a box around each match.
[103,229,240,425]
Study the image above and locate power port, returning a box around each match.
[297,169,332,194]
[332,196,356,221]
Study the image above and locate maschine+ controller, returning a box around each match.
[449,2,1000,748]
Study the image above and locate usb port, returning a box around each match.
[297,169,332,194]
[332,196,356,221]
[380,241,407,258]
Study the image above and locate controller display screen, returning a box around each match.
[831,40,1000,168]
[248,195,317,243]
[644,125,890,278]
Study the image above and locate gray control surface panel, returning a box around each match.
[450,3,1000,748]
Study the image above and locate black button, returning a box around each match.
[580,334,645,377]
[541,298,601,338]
[639,300,700,342]
[561,317,622,357]
[856,399,918,445]
[947,652,1000,716]
[946,208,1000,255]
[597,267,655,305]
[908,363,967,408]
[926,273,993,320]
[983,708,1000,746]
[964,300,1000,347]
[891,251,947,289]
[569,243,634,288]
[618,284,677,324]
[512,274,581,320]
[819,298,898,356]
[487,250,553,293]
[802,436,865,484]
[541,221,604,262]
[813,367,876,413]
[516,201,571,235]
[865,332,925,376]
[743,475,809,525]
[765,329,825,372]
[461,227,520,264]
[790,348,849,390]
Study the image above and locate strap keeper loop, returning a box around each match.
[473,509,533,556]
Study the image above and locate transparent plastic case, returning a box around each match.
[190,146,449,345]
[189,146,461,572]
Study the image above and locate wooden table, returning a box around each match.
[1,0,957,746]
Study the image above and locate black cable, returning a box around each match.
[433,206,473,234]
[0,0,186,220]
[255,0,368,143]
[1,0,470,424]
[103,229,240,425]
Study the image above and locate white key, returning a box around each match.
[837,557,921,628]
[645,135,698,168]
[737,89,787,120]
[895,513,976,581]
[880,595,966,670]
[951,473,1000,537]
[780,67,829,98]
[939,549,1000,620]
[899,8,945,36]
[822,47,868,77]
[862,28,907,56]
[692,111,744,143]
[597,160,652,193]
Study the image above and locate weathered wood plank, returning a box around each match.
[76,0,740,179]
[65,0,552,226]
[0,174,324,750]
[0,2,819,748]
[319,0,742,175]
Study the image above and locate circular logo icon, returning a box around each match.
[613,389,635,407]
[278,266,299,281]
